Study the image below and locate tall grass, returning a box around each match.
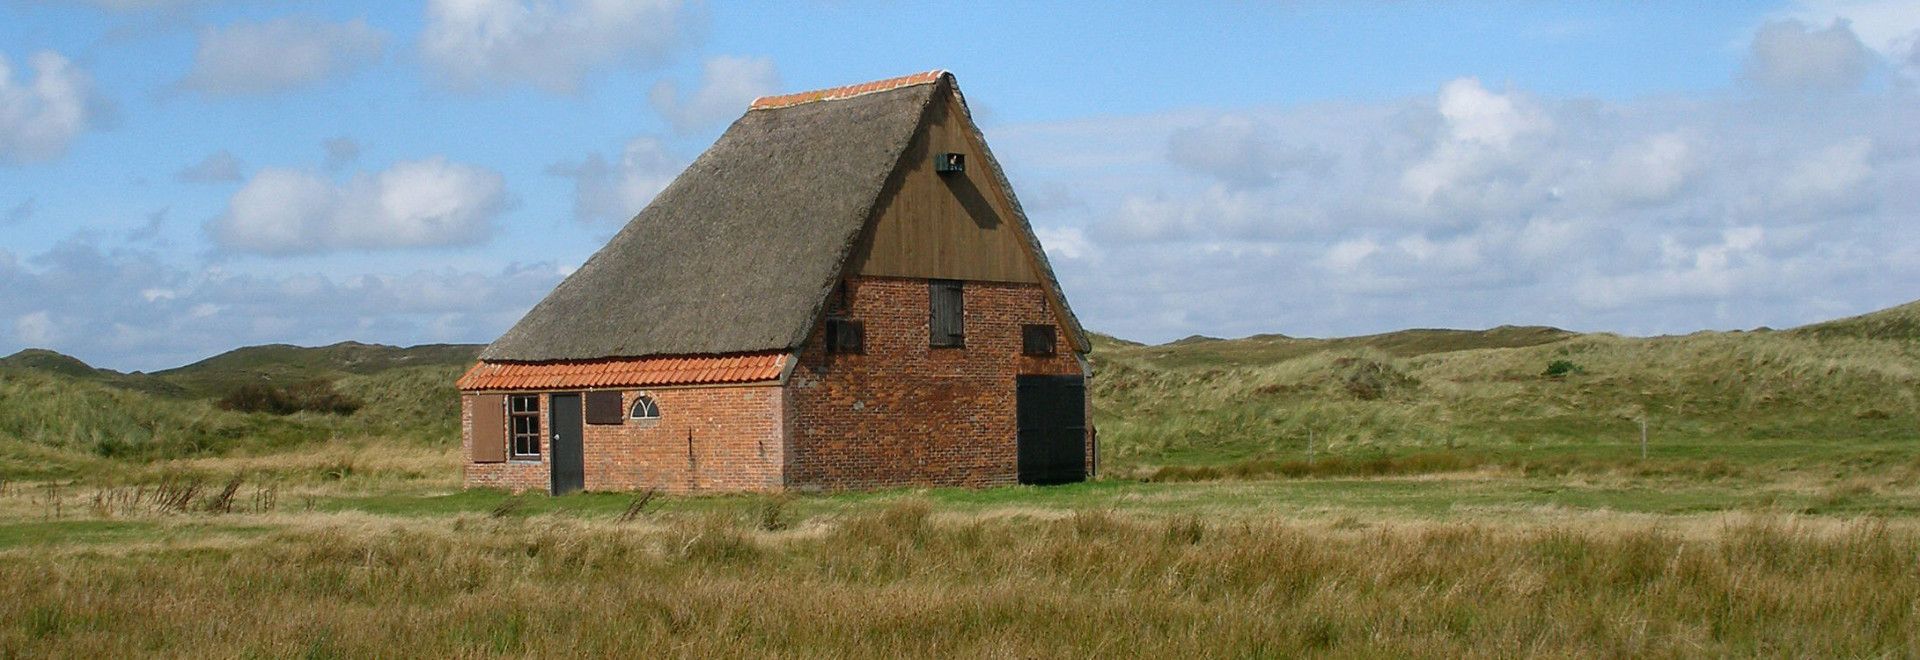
[0,505,1913,656]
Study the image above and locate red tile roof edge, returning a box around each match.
[749,70,947,111]
[455,352,790,392]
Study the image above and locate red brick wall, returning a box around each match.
[460,276,1093,494]
[579,387,784,494]
[462,388,785,494]
[784,276,1088,490]
[461,394,549,492]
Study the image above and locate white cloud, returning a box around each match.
[0,50,104,164]
[421,0,695,93]
[177,17,385,95]
[1597,132,1698,205]
[14,310,54,346]
[0,241,565,371]
[1165,115,1329,189]
[651,55,779,133]
[1744,19,1874,92]
[1779,0,1920,73]
[1034,226,1094,261]
[547,136,681,223]
[986,67,1918,343]
[176,149,243,183]
[210,157,508,254]
[1400,77,1552,208]
[1777,137,1873,207]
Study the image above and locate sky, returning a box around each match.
[1,0,1917,372]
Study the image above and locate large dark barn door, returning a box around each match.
[549,393,585,495]
[1016,375,1087,485]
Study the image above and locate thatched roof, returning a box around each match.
[481,71,1087,362]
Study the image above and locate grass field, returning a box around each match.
[0,301,1917,655]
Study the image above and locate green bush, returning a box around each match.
[1543,360,1582,378]
[216,380,362,416]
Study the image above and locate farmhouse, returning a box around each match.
[456,71,1094,494]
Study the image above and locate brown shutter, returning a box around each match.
[471,394,506,463]
[930,280,964,347]
[585,390,624,425]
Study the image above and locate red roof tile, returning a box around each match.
[456,352,789,392]
[750,70,946,110]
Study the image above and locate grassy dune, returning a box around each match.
[1,302,1918,655]
[1093,317,1920,475]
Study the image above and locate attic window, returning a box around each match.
[1022,324,1057,356]
[630,395,660,421]
[935,152,965,174]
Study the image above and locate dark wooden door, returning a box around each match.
[549,393,584,495]
[1016,375,1087,485]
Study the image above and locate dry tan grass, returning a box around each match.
[1,502,1915,657]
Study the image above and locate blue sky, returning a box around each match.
[2,1,1916,371]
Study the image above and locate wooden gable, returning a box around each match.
[849,86,1040,284]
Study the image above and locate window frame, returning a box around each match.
[629,394,661,421]
[508,394,542,460]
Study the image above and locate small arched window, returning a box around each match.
[629,395,660,420]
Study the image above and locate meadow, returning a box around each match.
[0,301,1916,656]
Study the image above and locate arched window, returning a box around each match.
[629,395,660,420]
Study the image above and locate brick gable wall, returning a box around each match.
[784,276,1087,490]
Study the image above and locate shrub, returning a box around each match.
[1334,357,1417,400]
[1543,359,1583,378]
[217,379,363,416]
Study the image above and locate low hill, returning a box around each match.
[153,341,482,398]
[1106,324,1575,369]
[1790,299,1920,341]
[0,349,187,397]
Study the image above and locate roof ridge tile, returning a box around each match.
[750,70,946,111]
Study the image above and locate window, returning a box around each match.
[827,318,864,354]
[929,279,965,347]
[508,394,541,459]
[1023,324,1057,356]
[630,395,660,420]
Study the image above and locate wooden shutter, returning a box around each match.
[1023,324,1056,356]
[827,319,864,354]
[471,394,506,463]
[929,279,964,347]
[585,391,624,425]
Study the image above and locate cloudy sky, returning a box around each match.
[1,1,1916,371]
